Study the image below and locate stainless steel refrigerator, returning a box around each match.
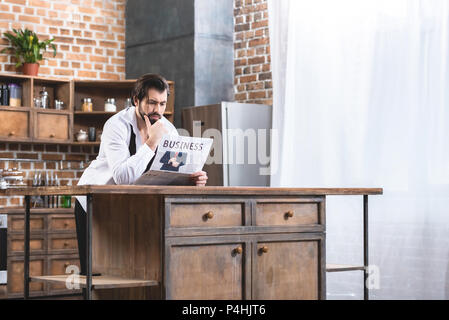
[182,102,272,186]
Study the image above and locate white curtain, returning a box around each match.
[268,0,449,299]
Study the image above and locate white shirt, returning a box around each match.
[76,106,178,211]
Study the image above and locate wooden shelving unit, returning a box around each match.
[31,275,158,290]
[326,264,366,272]
[0,73,175,146]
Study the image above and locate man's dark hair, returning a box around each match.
[131,73,170,106]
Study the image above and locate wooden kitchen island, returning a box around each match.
[0,186,382,300]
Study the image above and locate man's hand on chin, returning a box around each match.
[190,171,208,186]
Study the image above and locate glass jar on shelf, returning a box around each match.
[82,98,93,112]
[104,98,116,112]
[8,83,22,107]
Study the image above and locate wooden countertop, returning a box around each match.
[0,185,383,196]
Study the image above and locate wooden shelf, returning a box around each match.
[326,264,366,272]
[71,141,100,146]
[0,207,74,214]
[74,111,116,116]
[30,275,158,289]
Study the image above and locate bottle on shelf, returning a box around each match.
[8,83,21,107]
[1,84,9,106]
[40,87,49,109]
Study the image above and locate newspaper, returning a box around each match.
[134,134,213,186]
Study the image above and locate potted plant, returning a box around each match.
[1,28,57,76]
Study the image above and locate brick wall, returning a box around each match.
[0,142,98,207]
[0,0,125,80]
[234,0,272,105]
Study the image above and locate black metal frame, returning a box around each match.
[22,193,371,300]
[24,194,93,300]
[363,195,369,300]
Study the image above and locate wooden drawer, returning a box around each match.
[48,214,76,232]
[0,109,30,139]
[8,234,46,256]
[36,112,69,141]
[48,234,78,254]
[255,200,321,226]
[48,254,80,292]
[7,255,46,296]
[169,203,244,228]
[8,215,46,233]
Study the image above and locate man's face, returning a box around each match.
[134,88,168,125]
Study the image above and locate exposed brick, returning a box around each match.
[33,144,44,152]
[259,72,271,80]
[16,153,39,160]
[0,152,14,158]
[20,144,31,151]
[4,0,26,5]
[34,162,44,169]
[248,56,265,65]
[45,144,57,152]
[42,154,63,161]
[100,72,120,80]
[249,91,266,99]
[77,70,97,78]
[66,154,86,161]
[54,69,74,76]
[239,75,257,83]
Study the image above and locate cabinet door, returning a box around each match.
[47,254,80,293]
[36,112,70,141]
[166,239,248,299]
[8,214,46,234]
[7,256,46,297]
[0,109,31,140]
[253,234,325,300]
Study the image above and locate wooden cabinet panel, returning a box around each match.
[8,234,45,255]
[256,202,320,226]
[48,234,78,254]
[253,239,321,300]
[0,110,30,139]
[168,242,245,299]
[36,113,70,141]
[8,256,46,295]
[48,255,80,291]
[8,215,45,233]
[48,215,76,232]
[170,203,244,228]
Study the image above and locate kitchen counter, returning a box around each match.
[1,186,382,300]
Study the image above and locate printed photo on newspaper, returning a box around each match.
[134,134,213,186]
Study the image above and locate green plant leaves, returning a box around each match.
[1,28,57,67]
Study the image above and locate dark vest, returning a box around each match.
[128,125,155,172]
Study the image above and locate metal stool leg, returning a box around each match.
[24,195,31,300]
[363,195,369,300]
[86,194,92,300]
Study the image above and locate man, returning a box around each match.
[74,73,208,275]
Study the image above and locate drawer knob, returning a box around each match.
[50,133,55,138]
[64,262,70,268]
[63,242,68,247]
[286,210,294,218]
[205,211,214,220]
[64,223,69,227]
[234,247,243,255]
[260,246,269,254]
[8,131,15,136]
